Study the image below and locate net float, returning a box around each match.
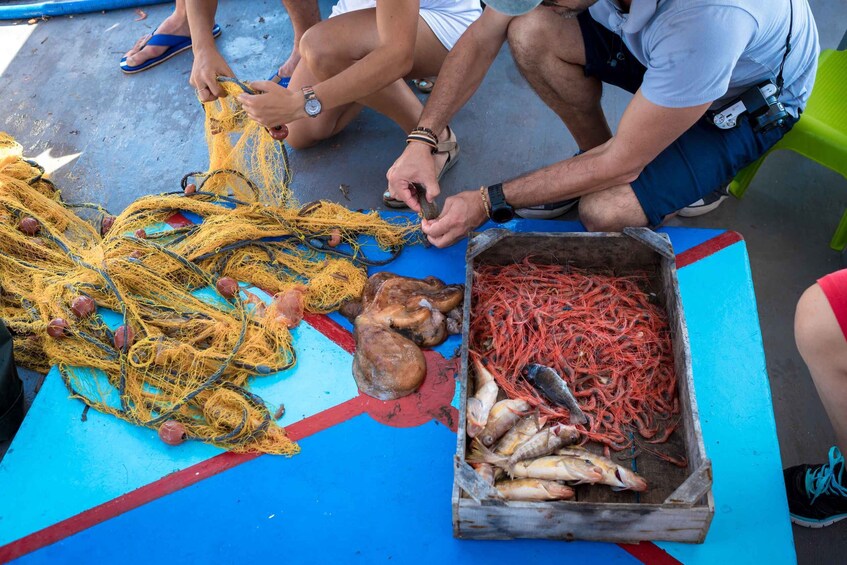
[101,215,115,236]
[113,324,135,351]
[216,276,239,299]
[328,229,342,248]
[135,228,147,239]
[184,183,196,195]
[47,318,69,338]
[269,124,289,141]
[158,420,187,445]
[71,295,96,318]
[19,217,40,236]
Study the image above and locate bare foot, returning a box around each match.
[276,48,301,79]
[123,13,190,68]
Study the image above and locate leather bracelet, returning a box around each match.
[479,186,491,218]
[410,126,439,144]
[405,134,438,153]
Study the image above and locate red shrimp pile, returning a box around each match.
[470,259,683,464]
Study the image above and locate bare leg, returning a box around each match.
[123,0,190,68]
[277,0,322,77]
[578,183,649,231]
[507,8,611,151]
[796,283,847,454]
[287,9,448,149]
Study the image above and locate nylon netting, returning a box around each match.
[0,81,417,454]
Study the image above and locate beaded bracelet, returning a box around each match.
[409,126,439,144]
[405,132,438,153]
[479,186,491,218]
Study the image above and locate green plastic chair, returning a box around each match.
[728,48,847,250]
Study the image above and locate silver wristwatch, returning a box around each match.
[302,86,322,118]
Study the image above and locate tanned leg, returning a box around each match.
[287,9,449,149]
[796,283,847,454]
[507,8,612,152]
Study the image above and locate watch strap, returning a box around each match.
[486,183,514,223]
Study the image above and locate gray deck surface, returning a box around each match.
[1,0,846,562]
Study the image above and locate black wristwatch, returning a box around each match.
[486,183,515,223]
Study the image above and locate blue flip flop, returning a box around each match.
[267,70,291,88]
[120,23,222,74]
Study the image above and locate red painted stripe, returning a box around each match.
[0,451,257,563]
[676,231,742,269]
[0,398,367,563]
[303,313,356,353]
[619,542,682,564]
[286,397,365,441]
[164,212,193,229]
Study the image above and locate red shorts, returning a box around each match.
[818,269,847,338]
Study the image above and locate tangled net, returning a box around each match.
[0,80,417,454]
[469,259,683,465]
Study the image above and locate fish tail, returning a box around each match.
[467,439,509,468]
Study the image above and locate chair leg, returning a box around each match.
[831,209,847,251]
[728,153,769,199]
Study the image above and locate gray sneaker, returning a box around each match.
[678,186,730,217]
[515,199,579,219]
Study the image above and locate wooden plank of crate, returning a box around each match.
[456,499,713,543]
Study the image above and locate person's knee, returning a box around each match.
[507,11,550,68]
[578,190,648,232]
[300,26,348,79]
[795,283,844,365]
[284,122,327,149]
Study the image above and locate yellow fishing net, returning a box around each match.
[0,80,417,454]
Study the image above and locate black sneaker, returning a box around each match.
[784,446,847,528]
[678,186,730,217]
[515,198,579,219]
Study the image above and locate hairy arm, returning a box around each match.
[417,8,514,133]
[186,0,234,100]
[385,9,513,210]
[423,92,712,247]
[500,92,712,206]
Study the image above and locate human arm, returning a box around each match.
[422,92,712,247]
[239,0,420,126]
[385,8,514,212]
[186,0,234,101]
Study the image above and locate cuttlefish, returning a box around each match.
[346,273,463,400]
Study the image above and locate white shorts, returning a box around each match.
[329,0,482,51]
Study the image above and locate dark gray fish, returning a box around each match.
[522,364,588,425]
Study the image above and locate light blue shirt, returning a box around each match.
[588,0,820,116]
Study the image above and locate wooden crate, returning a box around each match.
[452,228,714,543]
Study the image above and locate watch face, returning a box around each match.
[491,206,515,223]
[305,98,322,117]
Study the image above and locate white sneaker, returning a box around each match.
[678,187,730,218]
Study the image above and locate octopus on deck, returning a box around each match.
[342,272,464,400]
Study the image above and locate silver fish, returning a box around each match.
[508,423,581,467]
[479,399,531,447]
[522,363,588,425]
[494,414,548,457]
[470,461,496,485]
[466,356,500,438]
[556,447,648,492]
[510,455,603,484]
[495,479,575,501]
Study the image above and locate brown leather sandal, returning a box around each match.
[384,125,460,209]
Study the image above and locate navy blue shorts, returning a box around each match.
[577,11,796,226]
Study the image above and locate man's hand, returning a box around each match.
[386,143,441,213]
[238,81,307,129]
[421,189,487,248]
[190,46,234,103]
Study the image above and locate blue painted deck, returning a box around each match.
[0,217,794,563]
